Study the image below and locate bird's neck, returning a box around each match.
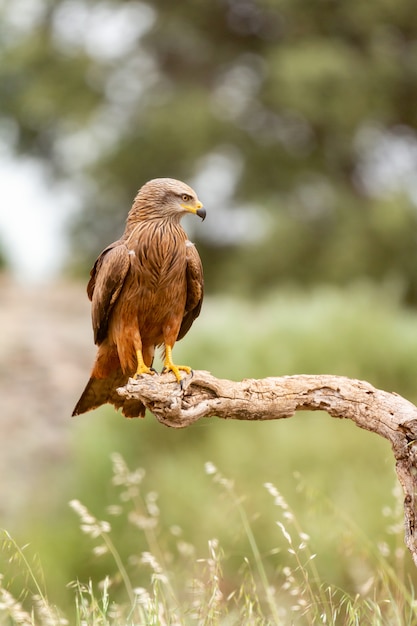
[124,214,185,242]
[126,202,182,224]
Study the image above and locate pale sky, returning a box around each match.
[0,155,77,284]
[0,0,154,285]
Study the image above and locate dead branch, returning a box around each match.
[118,370,417,567]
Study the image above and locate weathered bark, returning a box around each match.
[118,371,417,566]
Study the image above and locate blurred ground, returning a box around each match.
[0,274,94,519]
[2,273,417,610]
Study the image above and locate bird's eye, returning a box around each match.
[182,194,191,202]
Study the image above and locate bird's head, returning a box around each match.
[129,178,206,223]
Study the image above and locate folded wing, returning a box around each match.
[178,240,204,341]
[87,242,131,345]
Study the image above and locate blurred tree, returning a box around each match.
[1,0,417,298]
[0,243,6,270]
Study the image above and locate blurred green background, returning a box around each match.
[1,0,417,617]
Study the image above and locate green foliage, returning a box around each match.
[173,283,417,399]
[2,0,417,297]
[2,285,417,621]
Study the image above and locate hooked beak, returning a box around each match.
[182,201,206,221]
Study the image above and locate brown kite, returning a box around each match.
[72,178,205,418]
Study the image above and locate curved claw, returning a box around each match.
[180,368,194,390]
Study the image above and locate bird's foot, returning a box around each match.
[133,350,156,379]
[133,364,155,379]
[162,363,192,385]
[162,345,192,386]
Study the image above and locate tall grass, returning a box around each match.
[3,284,417,623]
[1,454,416,625]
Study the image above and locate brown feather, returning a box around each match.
[178,241,204,340]
[72,178,204,418]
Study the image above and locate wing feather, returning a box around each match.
[178,241,204,340]
[87,241,131,345]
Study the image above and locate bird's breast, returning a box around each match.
[128,222,187,292]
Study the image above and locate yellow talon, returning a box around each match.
[163,345,192,383]
[134,350,154,378]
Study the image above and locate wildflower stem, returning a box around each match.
[101,533,135,607]
[233,494,282,624]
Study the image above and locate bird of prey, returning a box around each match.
[72,178,205,418]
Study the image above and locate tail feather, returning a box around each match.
[73,342,146,418]
[72,375,112,416]
[72,370,146,418]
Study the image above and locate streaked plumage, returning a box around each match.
[72,178,205,418]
